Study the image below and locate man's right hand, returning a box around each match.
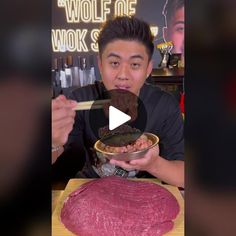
[52,95,77,147]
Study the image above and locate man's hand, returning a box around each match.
[52,95,77,147]
[110,145,160,172]
[110,144,184,188]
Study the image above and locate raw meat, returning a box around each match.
[102,134,153,153]
[61,176,179,236]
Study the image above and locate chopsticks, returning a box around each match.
[73,99,110,111]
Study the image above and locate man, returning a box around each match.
[52,16,184,188]
[163,0,185,57]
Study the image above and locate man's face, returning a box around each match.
[166,6,185,55]
[98,40,153,95]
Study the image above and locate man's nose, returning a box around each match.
[117,64,129,80]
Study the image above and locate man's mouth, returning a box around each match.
[115,85,131,90]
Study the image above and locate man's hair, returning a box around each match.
[163,0,184,25]
[97,16,154,61]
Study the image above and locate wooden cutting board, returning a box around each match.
[52,178,184,236]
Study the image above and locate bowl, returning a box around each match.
[94,133,159,162]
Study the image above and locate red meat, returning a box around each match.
[103,134,153,153]
[61,176,179,236]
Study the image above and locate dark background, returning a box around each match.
[1,0,236,235]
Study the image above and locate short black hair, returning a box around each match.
[97,16,154,61]
[163,0,184,25]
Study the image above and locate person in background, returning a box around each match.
[52,16,184,188]
[162,0,185,115]
[163,0,185,58]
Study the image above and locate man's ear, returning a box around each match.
[147,60,153,78]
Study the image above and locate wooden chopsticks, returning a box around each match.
[73,99,110,111]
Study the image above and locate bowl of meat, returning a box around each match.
[94,132,159,162]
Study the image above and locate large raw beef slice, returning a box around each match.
[61,176,180,236]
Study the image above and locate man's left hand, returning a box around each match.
[110,145,160,172]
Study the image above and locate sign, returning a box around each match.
[52,0,160,53]
[52,0,185,67]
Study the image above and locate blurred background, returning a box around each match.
[185,0,236,235]
[0,0,51,235]
[0,0,236,235]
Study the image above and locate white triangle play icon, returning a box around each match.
[109,106,131,130]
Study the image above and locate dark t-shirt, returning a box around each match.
[55,81,184,178]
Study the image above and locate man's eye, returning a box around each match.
[110,61,119,67]
[131,63,140,69]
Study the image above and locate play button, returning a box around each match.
[109,106,131,130]
[89,86,147,146]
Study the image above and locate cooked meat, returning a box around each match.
[103,89,138,122]
[98,124,140,139]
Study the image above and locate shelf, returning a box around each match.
[149,67,184,84]
[152,68,184,77]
